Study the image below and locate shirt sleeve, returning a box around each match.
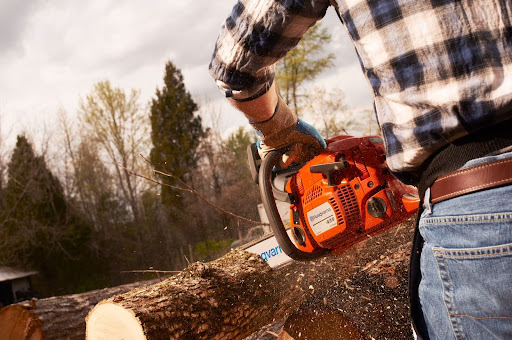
[209,0,330,101]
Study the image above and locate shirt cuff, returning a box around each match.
[225,77,275,102]
[216,75,275,102]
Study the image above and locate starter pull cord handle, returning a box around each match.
[259,150,329,261]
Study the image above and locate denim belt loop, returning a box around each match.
[423,187,432,214]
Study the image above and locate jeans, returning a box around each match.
[418,151,512,340]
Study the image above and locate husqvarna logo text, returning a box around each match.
[310,208,331,222]
[260,246,282,261]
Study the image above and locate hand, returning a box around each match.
[252,97,326,168]
[257,118,326,167]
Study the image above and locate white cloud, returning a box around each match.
[0,0,41,58]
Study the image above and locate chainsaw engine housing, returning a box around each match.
[283,135,418,254]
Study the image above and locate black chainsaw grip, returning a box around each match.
[259,150,328,261]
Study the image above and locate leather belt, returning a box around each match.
[430,157,512,204]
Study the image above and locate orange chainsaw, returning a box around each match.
[248,135,419,261]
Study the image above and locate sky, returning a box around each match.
[0,0,373,149]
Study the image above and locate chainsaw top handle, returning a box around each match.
[259,150,329,261]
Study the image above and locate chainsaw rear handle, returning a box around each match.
[259,150,329,261]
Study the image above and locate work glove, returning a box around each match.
[251,95,326,168]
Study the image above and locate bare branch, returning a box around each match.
[119,156,268,228]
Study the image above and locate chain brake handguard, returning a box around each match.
[258,149,330,261]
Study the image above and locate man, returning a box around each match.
[209,1,512,339]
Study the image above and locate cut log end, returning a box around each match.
[86,302,145,340]
[0,305,43,340]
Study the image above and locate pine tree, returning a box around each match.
[0,135,92,295]
[4,135,67,227]
[150,61,205,208]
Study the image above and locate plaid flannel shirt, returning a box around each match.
[209,0,512,179]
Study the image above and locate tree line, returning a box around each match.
[0,24,378,299]
[0,60,264,298]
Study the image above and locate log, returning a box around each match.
[0,279,160,340]
[86,249,309,340]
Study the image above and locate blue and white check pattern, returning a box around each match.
[209,0,512,179]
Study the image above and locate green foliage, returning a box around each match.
[223,127,256,180]
[276,23,335,115]
[79,80,148,224]
[225,127,255,154]
[150,61,206,208]
[193,239,233,262]
[0,135,93,296]
[5,136,65,219]
[216,128,260,234]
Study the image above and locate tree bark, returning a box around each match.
[86,249,309,340]
[0,279,159,340]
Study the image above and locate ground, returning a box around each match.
[245,217,416,340]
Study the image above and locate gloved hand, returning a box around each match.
[251,95,326,168]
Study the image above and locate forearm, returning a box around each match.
[210,0,329,166]
[229,82,279,123]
